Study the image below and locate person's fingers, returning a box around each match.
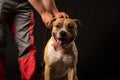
[64,12,69,18]
[45,18,56,29]
[61,12,67,18]
[55,12,69,18]
[65,14,69,18]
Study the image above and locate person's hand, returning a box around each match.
[54,12,69,18]
[41,11,69,28]
[41,11,54,29]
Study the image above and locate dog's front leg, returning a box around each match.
[68,67,78,80]
[44,65,50,80]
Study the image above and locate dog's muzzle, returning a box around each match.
[59,31,66,37]
[53,31,71,51]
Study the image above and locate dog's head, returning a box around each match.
[48,18,82,48]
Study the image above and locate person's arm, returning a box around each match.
[42,0,69,18]
[28,0,46,15]
[28,0,54,27]
[28,0,69,27]
[42,0,58,15]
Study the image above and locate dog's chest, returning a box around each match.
[48,47,75,78]
[48,47,74,66]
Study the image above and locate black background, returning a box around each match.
[5,0,120,80]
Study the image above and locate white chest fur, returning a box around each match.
[47,41,74,66]
[47,41,75,78]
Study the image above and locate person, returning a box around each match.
[0,0,69,80]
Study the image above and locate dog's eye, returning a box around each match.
[55,25,60,28]
[68,25,74,29]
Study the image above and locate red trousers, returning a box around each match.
[0,0,37,80]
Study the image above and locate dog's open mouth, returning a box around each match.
[54,37,69,51]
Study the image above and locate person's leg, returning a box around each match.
[0,0,13,79]
[14,1,37,80]
[0,24,6,80]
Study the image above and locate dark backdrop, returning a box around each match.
[5,0,120,80]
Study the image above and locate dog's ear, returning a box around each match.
[73,19,83,28]
[46,18,56,29]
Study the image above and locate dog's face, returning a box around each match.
[50,18,81,46]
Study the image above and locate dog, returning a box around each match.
[44,18,81,80]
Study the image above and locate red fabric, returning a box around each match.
[8,17,15,34]
[18,13,37,80]
[18,55,36,80]
[0,60,6,80]
[12,25,15,34]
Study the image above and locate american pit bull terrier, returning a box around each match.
[44,18,81,80]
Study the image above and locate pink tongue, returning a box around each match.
[54,40,63,51]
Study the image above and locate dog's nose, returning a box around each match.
[60,31,66,36]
